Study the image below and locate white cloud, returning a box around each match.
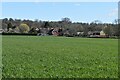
[108,8,118,17]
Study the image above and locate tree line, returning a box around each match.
[1,18,119,37]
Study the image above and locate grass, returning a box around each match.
[2,36,118,78]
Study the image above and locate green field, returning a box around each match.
[2,36,118,78]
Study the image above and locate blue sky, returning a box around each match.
[2,2,118,23]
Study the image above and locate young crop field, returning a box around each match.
[2,36,118,78]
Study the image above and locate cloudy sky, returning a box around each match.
[2,2,118,23]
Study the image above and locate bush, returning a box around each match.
[18,23,30,33]
[2,33,37,36]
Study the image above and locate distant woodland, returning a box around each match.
[1,18,119,38]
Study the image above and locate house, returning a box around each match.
[39,28,49,36]
[99,30,106,37]
[52,28,59,36]
[88,30,107,38]
[51,28,63,36]
[77,32,84,36]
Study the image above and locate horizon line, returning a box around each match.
[1,17,116,24]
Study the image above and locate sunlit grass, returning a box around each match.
[2,36,118,78]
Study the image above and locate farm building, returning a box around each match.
[88,30,107,38]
